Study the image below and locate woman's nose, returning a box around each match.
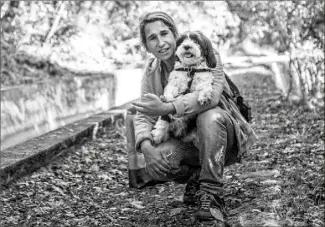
[157,37,165,47]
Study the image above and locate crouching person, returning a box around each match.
[128,11,257,225]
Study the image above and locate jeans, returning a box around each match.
[128,106,238,198]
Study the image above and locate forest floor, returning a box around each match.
[0,72,324,227]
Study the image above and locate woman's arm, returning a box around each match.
[133,93,175,117]
[171,51,225,118]
[133,59,173,178]
[133,72,158,150]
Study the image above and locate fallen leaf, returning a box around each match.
[129,200,145,209]
[52,185,66,196]
[262,219,281,227]
[170,208,183,216]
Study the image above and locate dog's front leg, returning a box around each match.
[162,71,190,102]
[151,117,170,144]
[160,83,176,102]
[197,87,213,106]
[192,73,214,106]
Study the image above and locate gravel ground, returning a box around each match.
[1,71,324,227]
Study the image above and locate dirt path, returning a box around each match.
[1,72,324,227]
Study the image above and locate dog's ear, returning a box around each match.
[176,33,187,48]
[175,55,180,62]
[197,32,217,68]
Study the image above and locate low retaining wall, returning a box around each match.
[1,73,116,150]
[224,55,301,99]
[0,101,134,186]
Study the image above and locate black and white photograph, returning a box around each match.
[0,1,324,226]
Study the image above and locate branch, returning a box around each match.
[43,1,65,45]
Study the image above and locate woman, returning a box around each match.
[129,11,257,223]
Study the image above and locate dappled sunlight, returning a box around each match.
[0,1,323,225]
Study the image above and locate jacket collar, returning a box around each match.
[147,58,174,78]
[146,58,156,75]
[147,58,164,77]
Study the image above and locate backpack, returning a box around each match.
[222,73,252,123]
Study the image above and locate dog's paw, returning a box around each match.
[151,129,168,144]
[163,94,175,102]
[198,90,213,106]
[198,96,212,106]
[160,95,168,102]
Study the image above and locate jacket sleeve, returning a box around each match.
[171,51,225,118]
[133,59,158,150]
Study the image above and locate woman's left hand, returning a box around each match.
[133,93,170,117]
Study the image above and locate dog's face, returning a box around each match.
[175,31,217,68]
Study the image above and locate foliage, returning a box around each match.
[1,1,239,86]
[1,1,323,110]
[226,0,324,109]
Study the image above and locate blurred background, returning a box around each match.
[1,1,324,149]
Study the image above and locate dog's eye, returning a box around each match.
[193,40,199,44]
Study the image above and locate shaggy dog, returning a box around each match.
[151,31,217,146]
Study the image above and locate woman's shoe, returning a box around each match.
[195,193,226,225]
[183,181,200,205]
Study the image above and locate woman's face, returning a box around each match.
[144,21,176,61]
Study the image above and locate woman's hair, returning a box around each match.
[139,11,179,50]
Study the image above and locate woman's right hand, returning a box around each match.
[141,140,172,180]
[132,94,176,117]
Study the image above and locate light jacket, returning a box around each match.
[134,52,257,158]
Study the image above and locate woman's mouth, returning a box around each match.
[159,48,169,53]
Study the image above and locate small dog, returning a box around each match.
[151,31,217,145]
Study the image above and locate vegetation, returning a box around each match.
[226,0,324,109]
[1,1,323,109]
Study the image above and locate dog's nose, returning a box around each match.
[183,45,191,50]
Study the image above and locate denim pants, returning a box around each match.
[127,106,238,198]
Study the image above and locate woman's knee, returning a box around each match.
[197,107,227,130]
[155,139,199,168]
[154,139,182,168]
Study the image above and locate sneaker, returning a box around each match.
[183,181,200,205]
[195,193,225,223]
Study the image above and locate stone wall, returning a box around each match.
[1,73,116,150]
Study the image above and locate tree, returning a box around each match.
[226,0,324,110]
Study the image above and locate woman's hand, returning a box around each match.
[141,140,172,179]
[132,93,175,117]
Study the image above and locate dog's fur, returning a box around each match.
[151,31,217,146]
